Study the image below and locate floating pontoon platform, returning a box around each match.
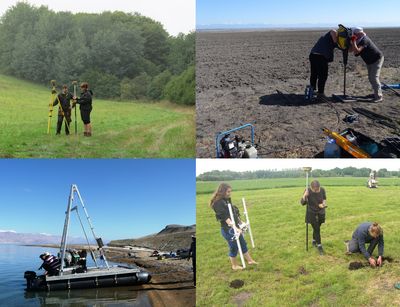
[25,265,151,291]
[24,184,151,291]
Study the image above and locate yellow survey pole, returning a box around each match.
[47,80,57,134]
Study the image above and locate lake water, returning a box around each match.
[0,244,151,306]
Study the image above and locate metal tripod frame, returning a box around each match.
[59,184,109,276]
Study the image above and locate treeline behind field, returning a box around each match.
[197,167,400,181]
[0,3,194,105]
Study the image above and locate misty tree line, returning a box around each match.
[197,167,400,181]
[0,3,194,105]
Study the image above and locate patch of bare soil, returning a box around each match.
[232,291,252,307]
[230,279,245,288]
[196,28,400,157]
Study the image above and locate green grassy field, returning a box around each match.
[197,177,400,306]
[0,74,195,158]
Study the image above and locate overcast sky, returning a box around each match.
[196,159,400,176]
[0,0,195,36]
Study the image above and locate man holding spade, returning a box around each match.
[300,179,327,255]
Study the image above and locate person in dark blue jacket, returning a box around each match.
[345,222,384,267]
[309,30,338,97]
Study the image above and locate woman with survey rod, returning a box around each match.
[210,183,257,270]
[300,180,327,255]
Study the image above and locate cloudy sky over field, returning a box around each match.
[0,0,195,35]
[197,0,400,28]
[196,159,400,176]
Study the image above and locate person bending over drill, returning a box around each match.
[52,85,73,135]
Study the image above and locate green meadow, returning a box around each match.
[0,74,195,158]
[197,177,400,306]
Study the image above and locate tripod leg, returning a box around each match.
[227,203,246,268]
[306,223,309,251]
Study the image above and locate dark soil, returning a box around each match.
[349,261,366,270]
[382,256,394,263]
[230,279,245,288]
[298,266,309,275]
[196,28,400,157]
[348,256,395,270]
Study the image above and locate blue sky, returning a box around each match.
[0,159,195,240]
[197,0,400,27]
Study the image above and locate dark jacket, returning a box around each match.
[310,32,337,62]
[40,255,61,276]
[355,36,383,65]
[352,222,384,259]
[212,198,241,231]
[53,92,73,115]
[300,187,326,224]
[76,90,93,111]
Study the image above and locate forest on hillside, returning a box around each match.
[0,3,194,104]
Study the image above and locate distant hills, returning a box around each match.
[197,23,400,31]
[109,224,196,251]
[0,230,88,245]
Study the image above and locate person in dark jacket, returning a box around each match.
[39,252,61,276]
[300,180,327,255]
[210,183,257,270]
[345,222,384,267]
[73,82,93,137]
[309,29,338,98]
[350,27,384,102]
[52,85,73,135]
[188,235,196,286]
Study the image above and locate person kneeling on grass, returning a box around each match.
[300,180,327,255]
[73,82,93,137]
[345,222,384,267]
[210,183,257,270]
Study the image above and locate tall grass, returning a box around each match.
[0,74,194,157]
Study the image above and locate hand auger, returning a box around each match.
[47,80,57,134]
[72,81,78,135]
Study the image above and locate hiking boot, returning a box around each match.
[373,96,383,103]
[86,132,92,137]
[312,240,317,248]
[83,132,88,136]
[317,245,324,255]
